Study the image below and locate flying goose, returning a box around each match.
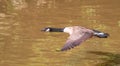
[41,26,109,51]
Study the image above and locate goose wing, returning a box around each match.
[61,32,92,51]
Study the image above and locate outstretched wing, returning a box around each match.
[61,32,92,51]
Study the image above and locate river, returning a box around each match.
[0,0,120,66]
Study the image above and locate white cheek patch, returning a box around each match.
[46,28,50,32]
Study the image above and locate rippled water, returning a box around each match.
[0,0,120,66]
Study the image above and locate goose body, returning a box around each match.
[41,26,109,51]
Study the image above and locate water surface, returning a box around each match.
[0,0,120,66]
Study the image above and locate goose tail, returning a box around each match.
[93,30,109,38]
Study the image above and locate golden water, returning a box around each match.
[0,0,120,66]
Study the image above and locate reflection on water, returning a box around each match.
[0,0,120,66]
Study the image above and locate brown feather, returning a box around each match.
[61,32,92,51]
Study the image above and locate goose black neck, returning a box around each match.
[49,28,64,32]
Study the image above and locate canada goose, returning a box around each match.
[41,26,109,51]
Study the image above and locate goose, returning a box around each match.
[41,26,109,51]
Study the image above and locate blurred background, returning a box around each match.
[0,0,120,66]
